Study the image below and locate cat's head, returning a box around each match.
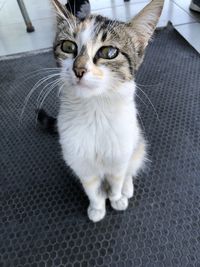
[53,0,164,98]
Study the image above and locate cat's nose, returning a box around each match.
[73,67,87,79]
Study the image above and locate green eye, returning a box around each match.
[97,46,118,60]
[61,40,77,55]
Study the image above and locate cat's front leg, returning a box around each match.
[107,173,128,211]
[122,175,134,199]
[81,177,106,222]
[122,138,146,199]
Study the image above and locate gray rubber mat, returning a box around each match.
[1,26,200,267]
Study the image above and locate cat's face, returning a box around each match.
[53,0,164,98]
[54,16,136,98]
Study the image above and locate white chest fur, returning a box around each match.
[57,81,140,178]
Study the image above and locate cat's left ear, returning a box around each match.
[52,0,76,23]
[127,0,164,62]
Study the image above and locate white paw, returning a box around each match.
[111,195,128,211]
[87,206,106,222]
[122,183,134,199]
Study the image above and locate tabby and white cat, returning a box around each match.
[41,0,164,222]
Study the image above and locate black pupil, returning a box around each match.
[67,44,73,52]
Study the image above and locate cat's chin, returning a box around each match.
[68,80,105,98]
[73,85,105,98]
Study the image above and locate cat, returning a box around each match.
[38,0,164,222]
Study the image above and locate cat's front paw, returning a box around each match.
[87,206,106,222]
[111,195,128,211]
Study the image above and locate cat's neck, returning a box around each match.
[58,80,138,132]
[60,80,136,109]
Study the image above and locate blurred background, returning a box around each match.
[0,0,199,57]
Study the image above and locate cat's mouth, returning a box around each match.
[74,77,94,90]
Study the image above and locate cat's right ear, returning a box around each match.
[126,0,164,67]
[52,0,76,23]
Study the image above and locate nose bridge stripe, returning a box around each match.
[79,45,87,56]
[73,45,89,70]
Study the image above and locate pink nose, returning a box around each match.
[73,67,87,79]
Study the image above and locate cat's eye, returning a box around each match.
[97,46,119,60]
[61,40,77,55]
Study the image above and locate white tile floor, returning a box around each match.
[0,0,199,57]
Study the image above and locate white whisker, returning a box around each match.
[136,85,160,122]
[135,93,148,108]
[20,73,60,122]
[22,69,60,83]
[58,83,65,98]
[36,78,61,106]
[38,79,62,110]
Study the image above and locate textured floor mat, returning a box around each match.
[0,26,200,267]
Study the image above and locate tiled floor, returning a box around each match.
[0,0,200,57]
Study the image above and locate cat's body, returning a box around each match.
[58,81,140,178]
[59,82,145,168]
[40,0,164,222]
[58,88,146,220]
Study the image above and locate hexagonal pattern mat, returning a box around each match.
[0,26,200,267]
